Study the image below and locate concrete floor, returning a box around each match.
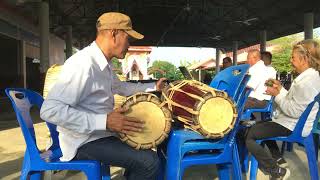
[0,112,319,180]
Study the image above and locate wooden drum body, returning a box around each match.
[120,93,172,149]
[162,80,237,139]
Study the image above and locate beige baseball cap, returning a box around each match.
[96,12,144,40]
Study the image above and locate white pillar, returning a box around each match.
[216,49,220,73]
[39,1,50,73]
[260,30,267,52]
[66,25,73,59]
[304,12,314,40]
[233,41,238,65]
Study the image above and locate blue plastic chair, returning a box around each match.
[5,88,110,180]
[210,64,250,101]
[165,65,251,180]
[249,93,320,180]
[165,86,251,180]
[241,97,275,121]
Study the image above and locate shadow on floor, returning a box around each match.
[0,156,23,179]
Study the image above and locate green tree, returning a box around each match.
[179,59,198,68]
[150,60,183,80]
[270,35,302,73]
[111,57,122,69]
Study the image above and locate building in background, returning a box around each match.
[120,46,152,80]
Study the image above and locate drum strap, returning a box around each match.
[163,80,211,115]
[177,116,194,125]
[162,92,200,115]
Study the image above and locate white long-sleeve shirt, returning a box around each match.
[273,68,320,137]
[40,42,156,161]
[247,60,275,101]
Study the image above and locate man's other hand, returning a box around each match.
[156,78,167,91]
[265,79,282,96]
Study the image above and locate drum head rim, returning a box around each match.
[192,92,237,139]
[120,93,172,149]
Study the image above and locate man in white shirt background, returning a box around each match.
[40,12,166,180]
[261,51,277,79]
[245,49,274,110]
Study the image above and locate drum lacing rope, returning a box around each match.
[162,81,200,115]
[177,116,194,125]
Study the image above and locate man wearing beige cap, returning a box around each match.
[41,12,165,180]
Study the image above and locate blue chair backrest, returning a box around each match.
[292,92,320,138]
[5,88,61,161]
[210,64,250,100]
[235,75,251,105]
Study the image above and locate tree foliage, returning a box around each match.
[270,35,302,73]
[150,60,183,80]
[111,57,122,69]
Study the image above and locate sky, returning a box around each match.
[149,47,216,67]
[147,27,320,68]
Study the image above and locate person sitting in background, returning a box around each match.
[261,51,277,79]
[245,49,275,110]
[222,57,233,70]
[245,39,320,179]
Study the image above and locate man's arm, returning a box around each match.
[40,62,106,134]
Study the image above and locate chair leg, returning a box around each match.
[249,156,258,180]
[20,170,30,180]
[166,135,185,180]
[232,145,242,180]
[281,142,286,155]
[286,142,293,152]
[281,142,293,154]
[20,152,31,180]
[241,146,249,173]
[157,149,166,180]
[217,164,231,180]
[29,172,42,180]
[237,137,249,173]
[83,163,101,180]
[101,163,111,180]
[313,134,319,160]
[304,136,319,180]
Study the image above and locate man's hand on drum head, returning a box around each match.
[106,107,145,136]
[156,78,167,91]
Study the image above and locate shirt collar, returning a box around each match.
[89,41,111,71]
[294,68,318,83]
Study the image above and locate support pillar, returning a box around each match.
[260,30,267,52]
[39,1,49,73]
[304,12,314,40]
[233,41,238,65]
[216,48,220,73]
[21,40,26,88]
[66,25,73,59]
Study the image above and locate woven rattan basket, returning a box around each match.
[43,64,63,99]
